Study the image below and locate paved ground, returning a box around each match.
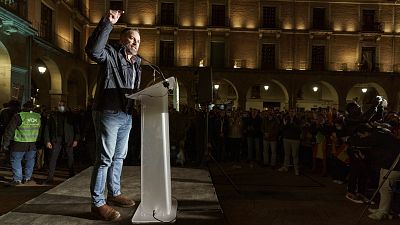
[0,166,223,225]
[208,161,399,225]
[0,166,70,215]
[0,162,399,225]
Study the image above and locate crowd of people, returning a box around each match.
[167,98,400,221]
[0,96,399,221]
[0,99,87,185]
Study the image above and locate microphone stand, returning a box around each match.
[139,55,170,90]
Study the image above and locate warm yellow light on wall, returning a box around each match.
[346,23,355,32]
[285,61,294,70]
[181,18,192,27]
[383,27,392,33]
[299,61,307,70]
[57,35,71,52]
[91,14,102,24]
[143,15,154,25]
[283,21,292,29]
[396,24,400,33]
[296,22,305,30]
[333,23,343,32]
[383,23,393,33]
[130,18,140,25]
[195,19,206,27]
[231,18,242,28]
[246,21,256,29]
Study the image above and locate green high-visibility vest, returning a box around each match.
[13,112,41,143]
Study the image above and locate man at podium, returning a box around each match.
[85,9,141,221]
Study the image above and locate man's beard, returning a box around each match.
[124,44,137,55]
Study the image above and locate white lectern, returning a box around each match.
[126,77,177,223]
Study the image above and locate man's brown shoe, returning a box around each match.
[107,194,135,208]
[91,204,120,221]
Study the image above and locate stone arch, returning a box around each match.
[296,81,339,110]
[246,79,289,111]
[41,56,63,108]
[346,82,388,111]
[320,81,339,109]
[0,41,11,106]
[31,59,51,107]
[212,78,239,110]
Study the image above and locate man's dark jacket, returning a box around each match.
[44,111,79,146]
[85,17,142,113]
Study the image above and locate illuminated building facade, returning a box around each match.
[1,0,400,111]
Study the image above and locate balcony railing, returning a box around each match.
[209,18,230,27]
[155,12,177,27]
[158,21,178,27]
[62,0,89,19]
[361,22,383,32]
[32,21,87,60]
[310,22,332,31]
[91,55,400,73]
[310,63,326,71]
[356,62,381,72]
[328,62,397,72]
[261,63,276,70]
[261,20,282,29]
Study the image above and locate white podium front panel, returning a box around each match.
[126,77,177,223]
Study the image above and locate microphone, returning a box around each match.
[137,54,170,90]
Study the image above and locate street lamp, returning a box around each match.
[361,88,368,93]
[312,86,318,92]
[214,84,220,90]
[38,66,47,74]
[36,60,47,74]
[264,85,269,91]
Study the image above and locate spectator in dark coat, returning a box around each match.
[0,100,21,165]
[351,125,400,220]
[43,100,79,184]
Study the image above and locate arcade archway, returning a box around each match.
[212,79,238,110]
[246,80,289,111]
[296,81,339,110]
[0,41,11,106]
[346,82,388,112]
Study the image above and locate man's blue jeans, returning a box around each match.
[91,110,132,207]
[10,150,36,181]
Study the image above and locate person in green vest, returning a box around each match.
[1,101,41,186]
